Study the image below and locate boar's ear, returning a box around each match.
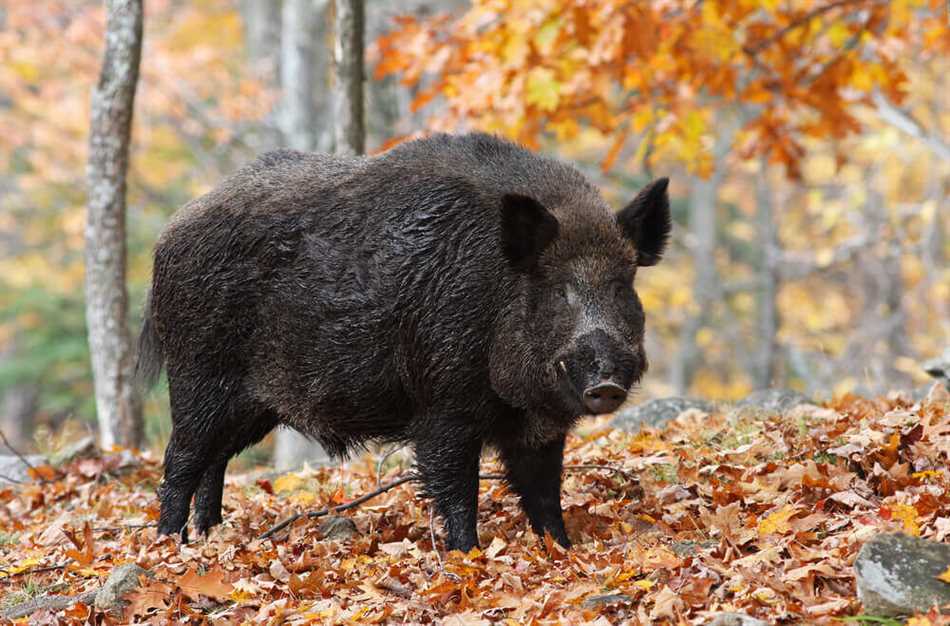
[500,193,559,270]
[617,177,671,266]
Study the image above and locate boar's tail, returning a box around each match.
[135,292,164,389]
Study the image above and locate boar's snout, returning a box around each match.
[557,329,643,416]
[582,382,627,415]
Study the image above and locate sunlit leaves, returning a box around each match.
[3,395,948,621]
[374,0,948,178]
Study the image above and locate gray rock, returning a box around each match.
[0,454,48,484]
[922,348,950,389]
[735,389,813,415]
[582,593,633,608]
[319,516,358,541]
[613,397,714,430]
[50,436,97,466]
[706,613,769,626]
[94,563,150,611]
[855,533,950,616]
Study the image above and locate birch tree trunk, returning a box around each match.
[280,0,318,152]
[332,0,364,155]
[753,159,781,389]
[669,115,739,395]
[240,0,283,151]
[85,0,144,449]
[273,0,331,470]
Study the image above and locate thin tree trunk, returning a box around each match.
[273,0,331,470]
[240,0,283,151]
[242,0,282,70]
[753,158,781,389]
[670,174,719,395]
[85,0,144,449]
[0,339,37,451]
[280,0,318,151]
[333,0,364,155]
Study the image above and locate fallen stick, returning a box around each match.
[259,464,637,540]
[0,590,97,621]
[259,474,416,540]
[0,429,51,484]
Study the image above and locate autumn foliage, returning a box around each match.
[3,390,950,623]
[375,0,949,177]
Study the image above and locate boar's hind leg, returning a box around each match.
[498,434,571,548]
[158,423,208,541]
[158,377,241,541]
[414,425,482,553]
[192,409,279,535]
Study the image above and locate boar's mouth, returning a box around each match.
[554,359,642,416]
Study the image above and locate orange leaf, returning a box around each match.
[177,566,234,601]
[64,522,94,566]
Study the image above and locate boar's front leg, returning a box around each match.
[498,433,571,548]
[414,423,482,552]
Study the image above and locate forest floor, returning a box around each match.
[1,391,949,624]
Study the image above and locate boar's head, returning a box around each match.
[491,178,671,424]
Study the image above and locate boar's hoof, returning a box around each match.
[583,382,627,415]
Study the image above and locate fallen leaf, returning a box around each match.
[177,566,234,601]
[758,504,798,536]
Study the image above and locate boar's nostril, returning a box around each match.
[582,382,627,415]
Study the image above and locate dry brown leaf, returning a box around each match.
[177,566,235,601]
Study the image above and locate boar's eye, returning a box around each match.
[610,280,629,300]
[556,284,577,306]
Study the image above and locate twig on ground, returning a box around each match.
[0,473,24,484]
[259,463,635,541]
[259,474,416,540]
[376,444,406,488]
[0,589,97,621]
[478,473,506,480]
[93,522,157,533]
[0,562,69,580]
[0,430,46,483]
[564,464,638,483]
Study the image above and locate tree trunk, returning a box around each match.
[753,158,781,389]
[332,0,364,155]
[241,0,282,72]
[280,0,318,151]
[670,173,719,395]
[272,0,331,470]
[669,116,738,396]
[240,0,283,151]
[85,0,144,450]
[0,339,37,451]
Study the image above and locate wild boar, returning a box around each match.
[138,132,671,550]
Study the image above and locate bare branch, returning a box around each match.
[873,91,950,161]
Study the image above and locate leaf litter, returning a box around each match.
[1,391,949,624]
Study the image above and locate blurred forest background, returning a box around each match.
[0,0,947,464]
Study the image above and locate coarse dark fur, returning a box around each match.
[139,132,671,550]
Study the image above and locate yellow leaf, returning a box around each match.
[758,505,797,536]
[0,557,42,579]
[890,504,920,536]
[533,17,562,53]
[525,67,560,112]
[290,491,316,506]
[273,473,305,493]
[937,566,950,584]
[633,579,655,591]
